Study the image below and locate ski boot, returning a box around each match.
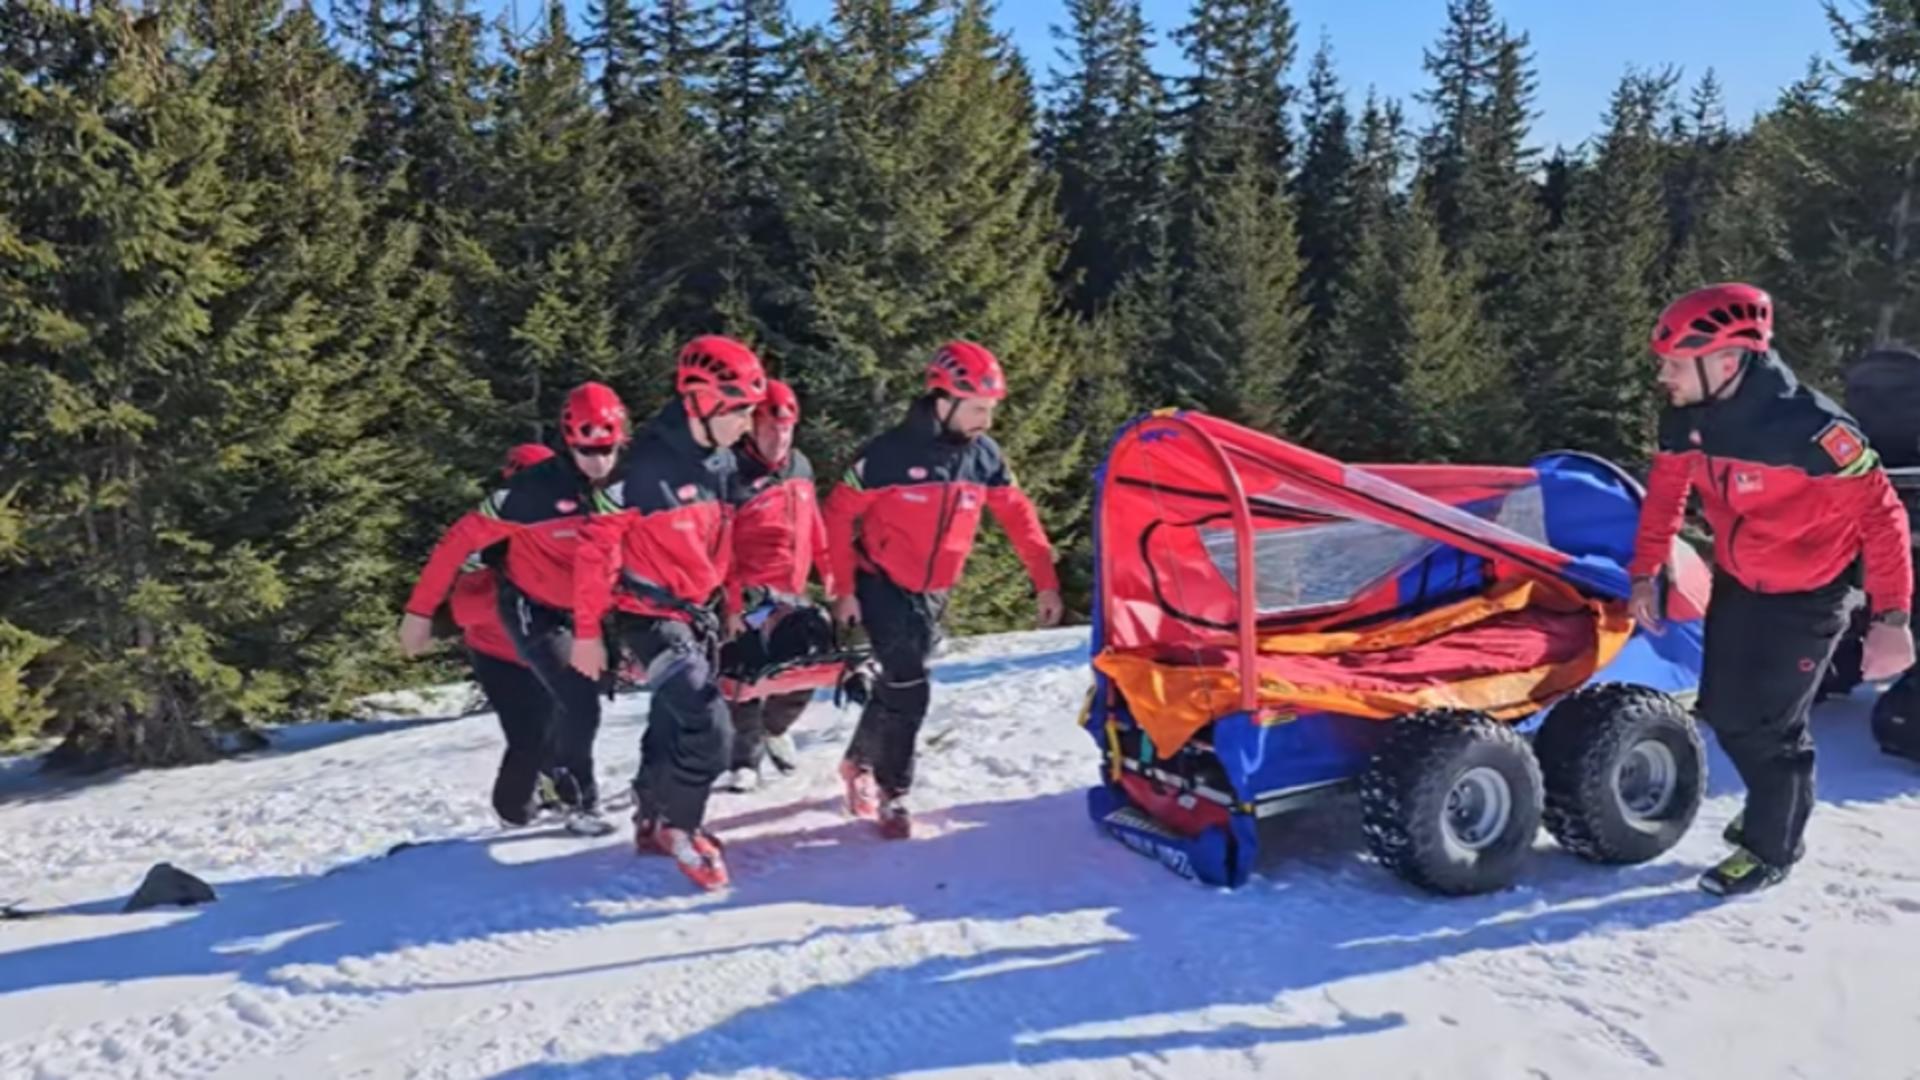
[876,792,912,840]
[1719,813,1806,863]
[714,766,762,794]
[563,807,616,837]
[1699,848,1789,898]
[839,759,879,820]
[764,733,799,774]
[535,771,565,815]
[640,820,730,891]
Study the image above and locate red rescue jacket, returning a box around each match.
[823,398,1059,598]
[449,567,518,664]
[573,400,736,640]
[728,442,834,608]
[406,456,605,620]
[1629,352,1913,615]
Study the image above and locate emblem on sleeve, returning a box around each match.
[1816,421,1866,469]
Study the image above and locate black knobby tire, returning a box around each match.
[1360,709,1545,896]
[1535,683,1705,865]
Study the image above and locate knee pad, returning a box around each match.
[877,675,930,720]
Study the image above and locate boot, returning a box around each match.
[764,733,799,774]
[876,792,912,840]
[1699,848,1789,898]
[839,759,879,820]
[642,821,730,891]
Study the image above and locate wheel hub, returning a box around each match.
[1614,739,1679,820]
[1444,766,1513,850]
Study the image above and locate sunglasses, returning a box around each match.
[572,445,617,458]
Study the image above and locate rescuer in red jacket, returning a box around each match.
[1628,283,1915,897]
[568,335,768,891]
[400,385,630,836]
[714,378,839,792]
[824,341,1064,839]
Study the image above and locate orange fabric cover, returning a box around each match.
[1092,578,1632,754]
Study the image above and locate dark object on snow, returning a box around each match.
[122,863,216,913]
[1845,346,1920,468]
[1874,672,1920,763]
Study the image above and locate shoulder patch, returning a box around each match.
[1816,420,1868,470]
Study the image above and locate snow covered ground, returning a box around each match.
[2,626,1918,1079]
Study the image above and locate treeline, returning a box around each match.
[2,0,1917,763]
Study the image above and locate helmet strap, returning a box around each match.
[1696,350,1751,404]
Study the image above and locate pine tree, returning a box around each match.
[459,3,638,440]
[1043,0,1168,315]
[1395,190,1497,461]
[1293,36,1356,332]
[1312,92,1409,458]
[1155,0,1306,427]
[1166,162,1309,431]
[711,0,804,344]
[1548,71,1676,464]
[787,0,1082,631]
[584,0,646,120]
[1172,0,1297,180]
[1417,0,1500,255]
[1720,4,1920,382]
[1664,70,1734,282]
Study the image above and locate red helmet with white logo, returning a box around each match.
[502,443,556,478]
[924,340,1006,400]
[1650,283,1773,360]
[677,335,769,418]
[560,382,628,449]
[756,379,800,427]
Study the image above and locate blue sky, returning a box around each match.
[473,1,1840,152]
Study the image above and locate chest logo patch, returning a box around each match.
[1816,422,1866,469]
[677,484,700,502]
[1733,470,1763,495]
[555,499,578,514]
[909,466,928,481]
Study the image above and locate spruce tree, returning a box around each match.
[459,3,637,440]
[787,0,1081,631]
[1311,92,1408,458]
[1293,36,1356,332]
[1166,161,1309,432]
[1044,0,1168,315]
[1549,71,1675,464]
[1172,0,1297,180]
[1394,190,1497,461]
[711,0,804,345]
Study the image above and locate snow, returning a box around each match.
[2,626,1918,1079]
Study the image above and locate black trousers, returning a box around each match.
[844,571,947,795]
[1699,571,1853,867]
[498,583,602,811]
[614,615,733,830]
[468,649,557,823]
[731,692,812,770]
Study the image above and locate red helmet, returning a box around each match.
[502,443,556,478]
[1650,283,1773,360]
[756,379,800,427]
[925,340,1006,400]
[560,382,628,449]
[677,335,769,417]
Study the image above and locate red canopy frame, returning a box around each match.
[1096,411,1584,717]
